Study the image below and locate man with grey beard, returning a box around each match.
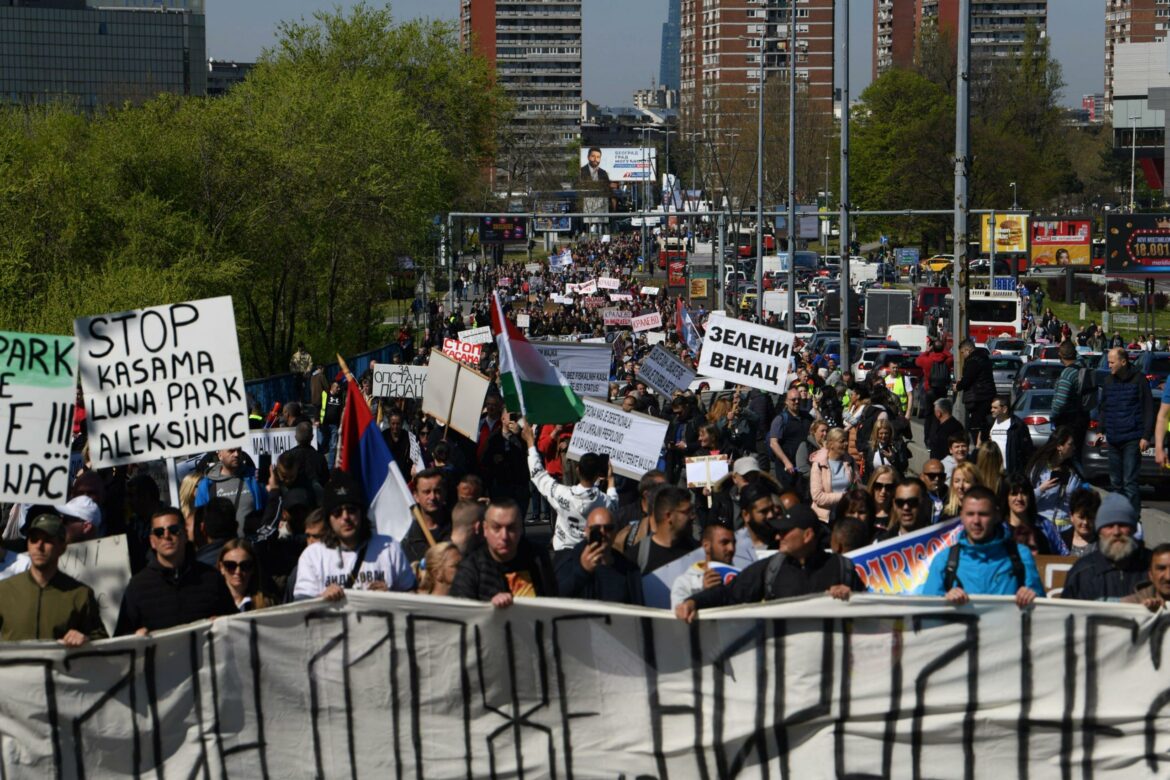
[1060,492,1151,601]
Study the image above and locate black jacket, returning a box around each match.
[955,348,997,406]
[555,541,644,605]
[450,538,558,602]
[998,415,1035,478]
[115,549,236,635]
[1061,547,1152,602]
[689,548,863,610]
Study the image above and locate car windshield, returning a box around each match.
[994,340,1025,351]
[991,357,1022,370]
[1019,393,1054,412]
[1026,364,1064,379]
[1148,357,1170,374]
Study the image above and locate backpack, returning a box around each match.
[928,358,950,391]
[1076,366,1099,413]
[941,540,1024,592]
[763,552,854,600]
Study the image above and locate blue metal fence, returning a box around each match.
[244,340,410,414]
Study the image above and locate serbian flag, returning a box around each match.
[337,379,415,540]
[676,298,703,354]
[490,292,584,424]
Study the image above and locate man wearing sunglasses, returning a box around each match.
[919,459,948,524]
[555,507,642,604]
[115,508,236,636]
[878,478,933,541]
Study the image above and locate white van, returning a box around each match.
[886,324,930,352]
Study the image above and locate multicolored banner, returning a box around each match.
[848,519,961,595]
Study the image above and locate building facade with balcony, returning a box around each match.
[1105,0,1170,116]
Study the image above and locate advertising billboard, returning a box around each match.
[478,216,527,243]
[533,199,572,233]
[1106,213,1170,274]
[979,214,1029,254]
[579,146,657,183]
[1030,218,1091,266]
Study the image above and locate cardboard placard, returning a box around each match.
[57,533,131,636]
[697,318,794,395]
[442,338,482,366]
[516,313,531,329]
[457,326,493,346]
[421,349,492,439]
[685,455,729,488]
[638,344,697,398]
[566,398,668,480]
[632,312,663,332]
[373,364,428,399]
[598,277,620,290]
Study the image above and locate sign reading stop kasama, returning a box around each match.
[442,338,482,366]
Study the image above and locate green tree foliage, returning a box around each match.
[0,3,504,376]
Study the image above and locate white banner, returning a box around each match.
[241,427,299,468]
[638,343,696,398]
[609,293,634,302]
[372,364,427,399]
[598,277,620,290]
[457,326,493,346]
[576,279,598,295]
[632,312,663,333]
[567,397,666,479]
[4,594,1170,777]
[0,331,77,503]
[697,318,794,395]
[602,309,632,327]
[525,262,542,273]
[531,342,611,398]
[516,313,531,329]
[640,285,660,296]
[76,296,249,468]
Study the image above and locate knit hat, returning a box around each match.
[1095,491,1137,532]
[323,473,365,516]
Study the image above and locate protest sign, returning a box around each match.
[3,593,1170,778]
[76,296,248,468]
[497,277,512,288]
[516,313,531,329]
[631,311,663,332]
[645,331,666,345]
[0,331,76,503]
[685,455,729,488]
[602,309,632,327]
[598,277,620,290]
[583,296,607,308]
[442,338,482,366]
[525,263,542,273]
[609,293,633,302]
[456,326,492,345]
[1034,554,1077,598]
[57,533,131,636]
[372,364,427,399]
[576,279,598,295]
[566,398,667,479]
[638,343,696,397]
[640,285,660,296]
[697,318,794,395]
[242,427,298,465]
[421,349,491,439]
[550,294,573,305]
[531,342,611,397]
[848,518,961,594]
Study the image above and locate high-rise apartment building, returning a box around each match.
[1105,0,1169,115]
[679,0,835,135]
[459,0,582,186]
[0,0,206,108]
[660,0,681,91]
[873,0,1048,81]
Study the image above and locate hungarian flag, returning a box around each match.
[337,378,415,540]
[490,292,584,424]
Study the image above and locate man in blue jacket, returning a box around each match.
[194,447,265,538]
[1094,347,1154,516]
[922,485,1044,608]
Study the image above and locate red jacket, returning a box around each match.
[915,348,954,388]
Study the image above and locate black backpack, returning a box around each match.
[941,540,1025,592]
[1076,366,1099,413]
[928,358,950,391]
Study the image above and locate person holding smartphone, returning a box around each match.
[554,507,643,605]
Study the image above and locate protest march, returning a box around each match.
[1,230,1170,778]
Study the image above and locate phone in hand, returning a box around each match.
[588,526,605,545]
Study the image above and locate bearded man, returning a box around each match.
[1060,491,1152,601]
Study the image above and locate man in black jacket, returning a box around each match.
[954,339,997,446]
[450,498,556,607]
[988,396,1034,478]
[675,505,863,622]
[555,507,642,604]
[115,508,236,635]
[1061,492,1151,601]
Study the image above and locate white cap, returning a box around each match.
[54,495,102,531]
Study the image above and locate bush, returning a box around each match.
[1156,292,1169,311]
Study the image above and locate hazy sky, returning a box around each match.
[205,0,1104,108]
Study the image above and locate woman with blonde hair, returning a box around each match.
[178,471,202,541]
[809,427,856,522]
[943,461,981,519]
[974,440,1005,498]
[418,542,462,596]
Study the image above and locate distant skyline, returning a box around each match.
[205,0,1105,109]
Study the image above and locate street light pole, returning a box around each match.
[1010,181,1018,210]
[755,20,766,324]
[786,0,797,326]
[1130,117,1138,212]
[951,0,970,407]
[839,0,851,372]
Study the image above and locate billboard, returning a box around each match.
[533,199,572,233]
[1106,213,1170,274]
[774,204,820,240]
[478,216,527,243]
[979,214,1029,254]
[1030,218,1091,266]
[579,146,657,183]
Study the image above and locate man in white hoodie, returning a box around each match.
[670,523,736,608]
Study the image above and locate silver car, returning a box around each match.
[1011,360,1065,406]
[990,355,1023,398]
[1011,389,1055,447]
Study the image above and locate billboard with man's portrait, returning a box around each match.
[579,147,657,183]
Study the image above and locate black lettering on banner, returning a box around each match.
[551,615,606,780]
[1017,612,1077,780]
[352,611,404,780]
[1144,614,1170,771]
[306,612,358,780]
[773,619,833,780]
[473,621,556,780]
[1083,615,1137,776]
[62,648,139,780]
[711,619,768,779]
[834,619,851,776]
[407,614,473,780]
[187,632,213,779]
[882,618,904,779]
[0,659,62,779]
[640,617,670,780]
[910,614,978,780]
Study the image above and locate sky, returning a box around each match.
[205,0,1104,108]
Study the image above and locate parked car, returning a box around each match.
[851,348,888,383]
[1025,343,1061,361]
[1141,351,1170,394]
[1011,389,1056,447]
[986,337,1027,357]
[1083,412,1167,487]
[872,349,925,382]
[991,355,1024,397]
[1011,360,1065,405]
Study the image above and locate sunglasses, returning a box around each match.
[894,498,921,509]
[151,524,184,538]
[221,560,255,574]
[590,524,616,532]
[874,482,895,490]
[922,472,945,479]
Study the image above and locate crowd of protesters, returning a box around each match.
[1,229,1168,647]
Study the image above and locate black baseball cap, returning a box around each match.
[769,505,819,534]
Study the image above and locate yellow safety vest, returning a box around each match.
[885,374,908,412]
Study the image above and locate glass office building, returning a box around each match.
[0,0,206,109]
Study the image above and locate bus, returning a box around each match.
[965,289,1023,344]
[732,226,776,258]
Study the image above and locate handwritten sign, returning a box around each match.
[566,398,667,479]
[632,312,663,332]
[58,533,132,636]
[372,364,428,398]
[442,338,482,366]
[638,344,696,397]
[598,277,620,290]
[516,313,531,329]
[0,331,76,503]
[576,279,598,295]
[457,326,493,346]
[76,296,248,468]
[602,309,632,327]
